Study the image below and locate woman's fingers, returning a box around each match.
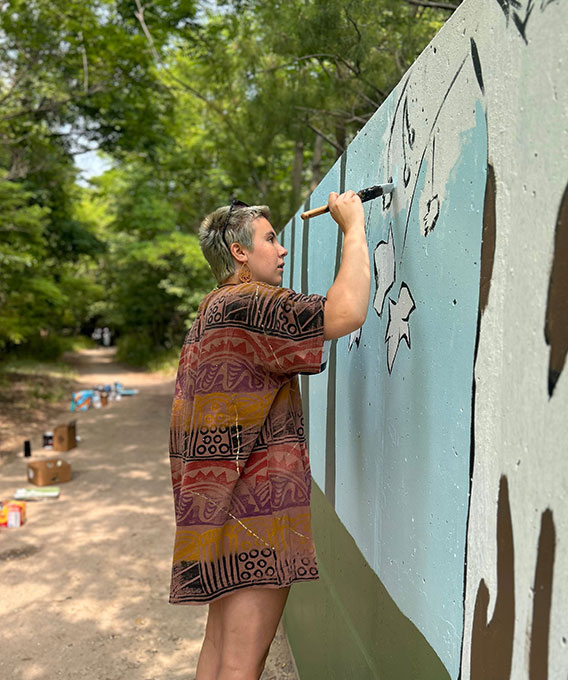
[328,190,364,233]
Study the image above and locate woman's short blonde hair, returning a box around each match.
[199,204,271,283]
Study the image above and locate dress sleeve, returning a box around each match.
[224,283,327,376]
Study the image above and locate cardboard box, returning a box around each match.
[0,500,26,528]
[53,421,76,452]
[27,458,72,486]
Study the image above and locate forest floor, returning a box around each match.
[0,357,77,462]
[0,348,298,680]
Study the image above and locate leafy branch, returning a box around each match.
[133,0,266,194]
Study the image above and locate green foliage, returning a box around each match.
[85,167,215,359]
[0,0,456,365]
[0,0,181,164]
[115,331,157,367]
[0,177,50,346]
[0,173,106,350]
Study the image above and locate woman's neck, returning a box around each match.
[222,273,241,286]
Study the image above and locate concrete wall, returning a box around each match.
[280,1,568,678]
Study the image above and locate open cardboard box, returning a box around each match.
[27,458,72,486]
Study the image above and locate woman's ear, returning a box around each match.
[230,242,248,264]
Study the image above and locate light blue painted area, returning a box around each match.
[280,168,344,490]
[289,213,304,294]
[281,100,487,678]
[279,226,291,289]
[302,167,341,489]
[337,103,486,680]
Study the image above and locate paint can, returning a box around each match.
[43,432,53,449]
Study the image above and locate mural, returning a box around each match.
[545,183,568,397]
[280,1,567,679]
[493,0,560,43]
[470,476,557,680]
[470,476,516,680]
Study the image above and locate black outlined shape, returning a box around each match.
[470,38,485,95]
[382,175,394,211]
[494,0,556,43]
[373,223,396,318]
[511,0,535,42]
[403,96,416,151]
[544,181,568,397]
[423,136,439,236]
[402,96,416,189]
[423,196,440,236]
[479,164,497,316]
[348,329,361,352]
[383,41,486,261]
[385,283,416,373]
[385,55,469,261]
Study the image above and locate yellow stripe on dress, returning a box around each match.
[173,511,313,563]
[171,391,276,431]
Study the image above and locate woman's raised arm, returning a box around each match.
[323,190,371,340]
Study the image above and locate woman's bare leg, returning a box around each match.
[195,586,290,680]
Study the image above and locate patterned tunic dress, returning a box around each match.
[169,281,327,604]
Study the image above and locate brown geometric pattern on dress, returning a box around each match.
[171,546,320,605]
[169,282,326,604]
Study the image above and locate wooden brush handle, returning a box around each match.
[301,183,394,220]
[300,205,330,220]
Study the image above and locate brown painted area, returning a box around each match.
[470,475,515,679]
[545,182,568,396]
[479,163,496,315]
[530,509,556,680]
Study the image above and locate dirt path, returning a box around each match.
[0,348,298,680]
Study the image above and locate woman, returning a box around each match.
[169,190,370,680]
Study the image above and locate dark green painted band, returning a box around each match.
[284,482,451,680]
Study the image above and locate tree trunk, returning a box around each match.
[291,139,304,208]
[334,124,346,160]
[8,148,29,180]
[310,134,323,191]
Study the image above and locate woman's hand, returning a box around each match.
[328,190,365,234]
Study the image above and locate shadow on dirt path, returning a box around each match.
[0,349,298,680]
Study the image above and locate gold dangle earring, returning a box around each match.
[238,262,253,283]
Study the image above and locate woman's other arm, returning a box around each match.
[323,190,371,340]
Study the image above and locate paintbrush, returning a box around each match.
[300,183,394,220]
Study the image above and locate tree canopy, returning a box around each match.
[0,0,460,363]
